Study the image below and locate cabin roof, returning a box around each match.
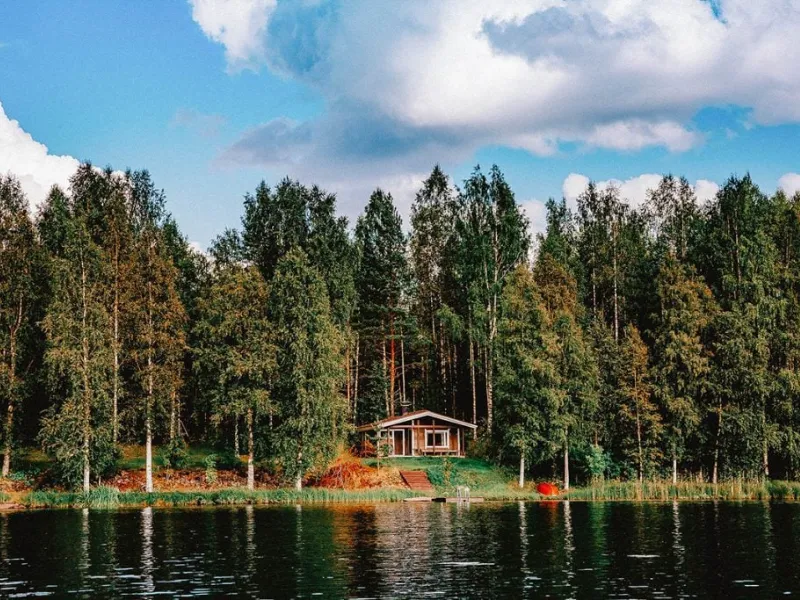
[356,409,478,432]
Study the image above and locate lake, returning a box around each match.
[0,501,798,598]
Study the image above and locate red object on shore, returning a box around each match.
[536,482,559,496]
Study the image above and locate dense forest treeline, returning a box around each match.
[2,162,800,491]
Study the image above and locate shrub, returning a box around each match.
[215,450,242,471]
[204,454,218,484]
[160,439,189,470]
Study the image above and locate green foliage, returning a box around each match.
[269,249,348,485]
[204,454,218,484]
[160,438,189,470]
[583,444,613,481]
[8,158,800,493]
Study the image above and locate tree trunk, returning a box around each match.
[295,450,303,491]
[389,317,396,417]
[247,408,255,491]
[635,401,643,484]
[169,391,177,444]
[234,417,239,456]
[518,452,525,489]
[400,328,407,410]
[145,275,154,494]
[469,328,477,438]
[612,221,619,342]
[353,336,359,424]
[672,452,678,485]
[382,337,389,417]
[81,254,91,494]
[2,321,18,477]
[345,331,351,407]
[450,343,457,416]
[564,438,570,491]
[484,342,494,433]
[145,412,153,493]
[112,244,120,446]
[712,400,723,484]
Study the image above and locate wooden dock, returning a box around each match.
[404,496,485,503]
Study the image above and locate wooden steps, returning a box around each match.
[400,470,435,491]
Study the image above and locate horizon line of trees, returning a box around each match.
[3,162,800,491]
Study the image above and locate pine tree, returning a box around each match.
[268,248,346,489]
[354,189,408,422]
[410,166,457,414]
[618,325,662,482]
[651,255,714,482]
[534,253,598,490]
[496,265,558,487]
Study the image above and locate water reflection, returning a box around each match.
[0,501,797,597]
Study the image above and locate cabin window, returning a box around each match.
[425,429,449,448]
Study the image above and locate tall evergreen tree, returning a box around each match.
[354,189,409,422]
[651,255,714,482]
[410,166,457,413]
[495,265,557,487]
[618,325,662,482]
[534,253,598,490]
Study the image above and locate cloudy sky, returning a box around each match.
[1,0,799,248]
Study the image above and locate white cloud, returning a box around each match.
[0,101,79,212]
[779,173,800,196]
[694,179,720,204]
[197,0,800,164]
[562,173,590,206]
[190,1,800,224]
[520,199,548,239]
[189,0,276,72]
[562,172,720,211]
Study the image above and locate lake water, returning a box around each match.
[0,501,798,598]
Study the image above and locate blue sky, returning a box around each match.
[1,0,799,249]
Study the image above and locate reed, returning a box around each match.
[563,479,800,501]
[21,487,420,508]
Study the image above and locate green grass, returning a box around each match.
[564,479,800,501]
[364,456,531,499]
[116,444,219,471]
[21,487,420,508]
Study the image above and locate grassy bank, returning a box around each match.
[564,479,800,501]
[19,487,420,509]
[9,448,800,508]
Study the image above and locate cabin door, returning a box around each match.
[392,430,405,456]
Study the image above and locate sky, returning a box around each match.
[1,0,800,250]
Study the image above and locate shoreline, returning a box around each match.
[2,479,800,510]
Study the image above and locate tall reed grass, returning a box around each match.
[22,487,420,508]
[564,479,800,501]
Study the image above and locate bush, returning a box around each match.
[215,450,242,471]
[160,439,189,470]
[204,454,218,484]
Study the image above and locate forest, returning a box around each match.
[2,162,800,492]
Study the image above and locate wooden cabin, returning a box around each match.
[357,410,477,457]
